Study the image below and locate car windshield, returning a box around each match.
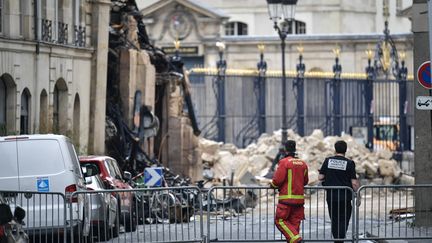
[104,159,122,179]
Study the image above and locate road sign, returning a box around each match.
[417,61,432,89]
[37,177,50,192]
[144,167,163,187]
[416,96,432,110]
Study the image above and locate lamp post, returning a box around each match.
[257,44,267,135]
[266,0,298,144]
[332,47,342,136]
[216,41,226,142]
[365,48,375,149]
[295,46,305,136]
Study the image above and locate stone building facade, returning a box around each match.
[140,0,413,74]
[0,0,110,154]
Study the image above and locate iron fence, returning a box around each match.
[188,73,414,156]
[74,25,86,47]
[41,19,53,42]
[1,185,432,242]
[58,22,68,45]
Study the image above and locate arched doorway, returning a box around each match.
[20,88,31,134]
[73,94,80,147]
[39,89,48,133]
[0,73,17,135]
[0,76,6,135]
[53,79,68,134]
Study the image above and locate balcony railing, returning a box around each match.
[57,22,68,45]
[41,19,52,42]
[74,25,86,47]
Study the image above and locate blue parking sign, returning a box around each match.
[144,167,163,187]
[37,177,50,192]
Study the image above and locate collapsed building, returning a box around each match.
[104,0,202,180]
[199,129,415,187]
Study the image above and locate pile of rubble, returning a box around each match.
[199,129,414,186]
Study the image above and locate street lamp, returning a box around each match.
[266,0,298,144]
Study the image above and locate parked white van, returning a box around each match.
[0,134,90,238]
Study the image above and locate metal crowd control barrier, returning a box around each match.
[3,185,432,242]
[206,186,355,242]
[70,186,204,243]
[356,184,432,242]
[0,190,67,243]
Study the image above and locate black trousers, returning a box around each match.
[326,199,352,243]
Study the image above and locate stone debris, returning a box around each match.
[200,129,414,186]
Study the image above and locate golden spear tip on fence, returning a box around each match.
[365,49,374,60]
[297,44,304,55]
[399,51,406,62]
[333,45,341,58]
[258,44,265,54]
[174,38,181,50]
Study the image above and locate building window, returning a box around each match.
[295,20,306,34]
[383,0,390,18]
[20,89,31,134]
[283,20,306,35]
[41,0,47,19]
[224,22,248,36]
[0,77,6,135]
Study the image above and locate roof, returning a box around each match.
[0,134,70,142]
[141,0,229,19]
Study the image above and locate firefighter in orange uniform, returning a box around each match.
[271,140,308,243]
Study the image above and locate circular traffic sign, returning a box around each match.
[417,61,432,89]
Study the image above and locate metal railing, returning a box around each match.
[1,185,432,242]
[58,22,68,45]
[206,186,356,242]
[41,19,53,42]
[0,191,67,242]
[356,184,432,242]
[74,25,86,47]
[70,186,204,243]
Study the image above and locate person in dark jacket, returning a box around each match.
[319,140,360,243]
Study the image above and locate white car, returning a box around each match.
[0,134,90,239]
